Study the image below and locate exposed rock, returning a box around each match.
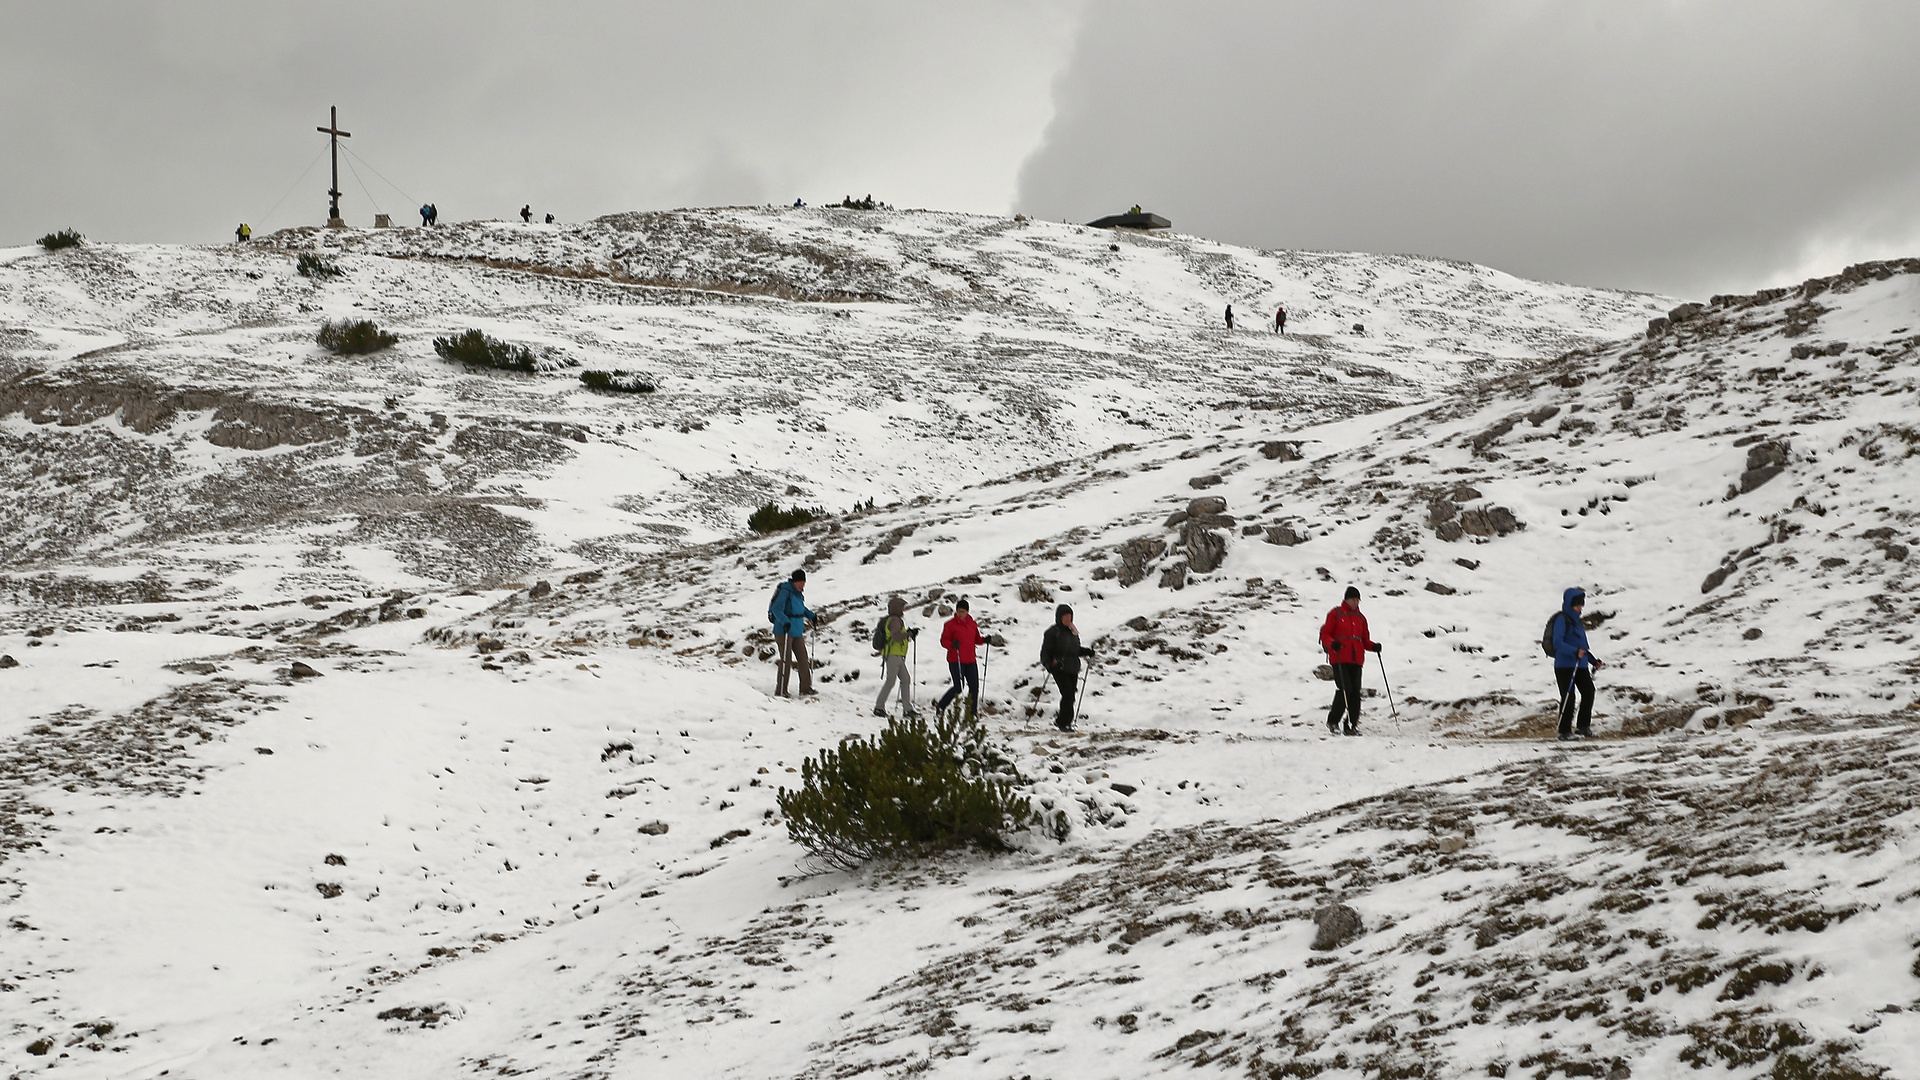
[1188,474,1222,490]
[1619,389,1636,410]
[528,579,553,600]
[1424,581,1456,596]
[1125,616,1155,632]
[289,661,323,678]
[1187,495,1227,518]
[1435,520,1464,542]
[638,821,669,836]
[1158,562,1189,590]
[1183,524,1227,574]
[1263,522,1308,547]
[1018,577,1053,604]
[1428,499,1458,526]
[0,655,15,669]
[562,569,603,585]
[1311,904,1365,951]
[1701,566,1732,593]
[1667,302,1704,323]
[325,853,347,866]
[1458,506,1520,537]
[1116,536,1166,587]
[1455,558,1479,570]
[1260,441,1303,461]
[861,523,916,564]
[1110,783,1138,797]
[1527,405,1560,427]
[1645,316,1669,339]
[316,882,344,899]
[1313,664,1334,682]
[1743,628,1763,640]
[1163,511,1189,527]
[475,638,505,654]
[1449,485,1482,502]
[1738,441,1789,493]
[1436,835,1469,854]
[1887,544,1909,562]
[1240,524,1264,537]
[1470,416,1517,451]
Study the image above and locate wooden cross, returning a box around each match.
[316,105,351,223]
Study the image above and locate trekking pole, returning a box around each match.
[1076,655,1094,728]
[980,642,991,713]
[1374,650,1400,732]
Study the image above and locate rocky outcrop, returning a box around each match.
[1116,536,1166,587]
[1738,441,1790,494]
[1312,904,1365,951]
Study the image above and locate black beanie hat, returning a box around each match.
[955,597,969,611]
[791,569,806,582]
[1344,586,1361,600]
[1055,603,1073,621]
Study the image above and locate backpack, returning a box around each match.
[871,617,889,653]
[1540,612,1564,657]
[768,582,789,626]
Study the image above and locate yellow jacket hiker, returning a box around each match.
[873,596,917,717]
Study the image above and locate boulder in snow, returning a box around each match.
[1311,903,1365,950]
[0,654,16,669]
[289,661,323,678]
[639,821,669,836]
[1738,440,1790,493]
[1188,474,1222,490]
[1116,536,1166,587]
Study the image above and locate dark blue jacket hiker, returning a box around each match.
[1551,587,1604,740]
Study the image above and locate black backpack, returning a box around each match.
[871,618,889,653]
[768,582,788,626]
[1540,612,1564,657]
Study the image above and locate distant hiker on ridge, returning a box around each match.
[234,223,251,244]
[1550,587,1604,740]
[1040,604,1094,732]
[1275,305,1287,335]
[420,204,433,227]
[545,213,555,224]
[936,598,984,719]
[428,204,438,226]
[768,569,819,698]
[520,204,533,224]
[1225,303,1235,331]
[1320,586,1382,736]
[873,596,917,718]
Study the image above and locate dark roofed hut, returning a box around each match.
[1086,211,1171,230]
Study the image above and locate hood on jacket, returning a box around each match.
[1563,587,1586,615]
[887,596,907,617]
[1054,604,1073,625]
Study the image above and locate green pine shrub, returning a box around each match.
[37,229,83,250]
[580,369,656,393]
[748,503,821,533]
[296,252,344,279]
[433,329,537,372]
[777,711,1032,869]
[315,318,398,355]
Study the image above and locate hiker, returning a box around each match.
[1275,305,1286,334]
[520,204,532,223]
[935,598,984,718]
[234,223,251,244]
[1319,586,1382,735]
[1551,587,1605,740]
[1129,204,1142,215]
[1040,604,1094,732]
[793,198,805,207]
[873,596,917,717]
[769,569,819,697]
[544,213,555,224]
[428,203,438,225]
[419,204,432,227]
[1225,303,1235,330]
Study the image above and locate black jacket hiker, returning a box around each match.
[1040,604,1093,731]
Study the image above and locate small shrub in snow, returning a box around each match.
[296,252,344,279]
[37,229,83,251]
[433,329,536,373]
[836,194,893,211]
[777,711,1031,869]
[315,318,398,355]
[580,369,656,394]
[748,503,820,533]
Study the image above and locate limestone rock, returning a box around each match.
[0,655,15,669]
[1738,441,1789,493]
[1428,499,1458,526]
[1424,581,1456,596]
[1183,521,1228,574]
[1527,405,1560,427]
[1018,577,1053,604]
[1458,506,1520,537]
[1313,664,1334,681]
[1264,522,1308,547]
[528,580,552,599]
[290,661,323,678]
[1435,521,1464,542]
[1125,615,1154,631]
[1260,440,1303,461]
[1646,316,1669,338]
[638,821,669,836]
[1188,474,1222,490]
[1187,495,1227,518]
[1667,301,1704,323]
[1117,536,1166,587]
[1311,903,1365,950]
[1436,835,1469,854]
[562,569,603,585]
[1158,562,1189,590]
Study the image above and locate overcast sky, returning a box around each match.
[6,1,1917,297]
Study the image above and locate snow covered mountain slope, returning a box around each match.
[3,223,1918,1080]
[0,207,1662,612]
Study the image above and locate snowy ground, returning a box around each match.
[1,215,1917,1079]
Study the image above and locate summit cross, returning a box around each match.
[316,105,352,225]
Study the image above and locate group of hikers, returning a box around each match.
[770,570,1606,740]
[1223,303,1287,333]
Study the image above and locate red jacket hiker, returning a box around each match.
[1320,604,1375,665]
[940,612,983,664]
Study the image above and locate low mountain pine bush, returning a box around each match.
[748,503,820,533]
[296,252,344,279]
[315,318,398,355]
[777,711,1032,869]
[38,229,83,251]
[580,369,656,393]
[433,329,536,372]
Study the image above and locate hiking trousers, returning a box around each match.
[1327,663,1363,731]
[1053,668,1078,730]
[875,654,912,713]
[775,634,811,696]
[936,662,979,715]
[1555,667,1595,737]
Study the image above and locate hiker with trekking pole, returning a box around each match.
[1319,586,1383,736]
[768,569,820,698]
[1548,587,1604,741]
[871,595,917,718]
[1040,604,1095,732]
[935,598,984,719]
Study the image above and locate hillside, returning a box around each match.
[1,215,1918,1079]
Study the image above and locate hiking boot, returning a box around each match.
[1574,728,1592,739]
[872,707,889,718]
[798,689,818,698]
[1557,733,1575,742]
[1055,721,1073,733]
[1327,719,1341,735]
[1343,725,1359,737]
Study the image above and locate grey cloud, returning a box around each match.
[1016,1,1920,296]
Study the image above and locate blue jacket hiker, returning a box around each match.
[1551,587,1604,741]
[769,569,819,697]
